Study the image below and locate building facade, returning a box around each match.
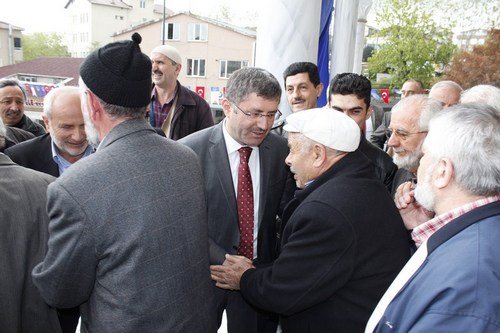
[0,22,23,66]
[64,0,166,57]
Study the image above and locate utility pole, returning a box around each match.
[162,0,166,44]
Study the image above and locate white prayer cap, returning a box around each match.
[151,44,182,64]
[284,108,360,152]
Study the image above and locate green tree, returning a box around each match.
[22,32,70,61]
[368,0,456,88]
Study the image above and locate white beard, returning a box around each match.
[414,165,436,211]
[393,148,423,171]
[81,96,101,148]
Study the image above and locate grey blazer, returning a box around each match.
[179,122,295,265]
[32,119,216,333]
[0,154,61,333]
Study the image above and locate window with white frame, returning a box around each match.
[187,23,208,41]
[187,59,206,77]
[219,60,248,79]
[166,23,180,41]
[140,0,146,8]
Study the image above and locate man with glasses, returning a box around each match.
[387,95,443,195]
[179,67,295,333]
[370,79,426,150]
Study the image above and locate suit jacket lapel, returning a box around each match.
[209,124,238,220]
[258,138,271,222]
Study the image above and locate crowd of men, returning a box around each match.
[1,33,499,333]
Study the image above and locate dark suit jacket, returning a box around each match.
[4,133,59,176]
[0,154,61,333]
[239,151,410,333]
[370,104,385,131]
[179,122,295,265]
[358,135,397,192]
[370,111,391,150]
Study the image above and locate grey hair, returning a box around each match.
[225,67,281,105]
[424,103,500,196]
[0,78,27,101]
[391,95,443,131]
[79,77,147,120]
[429,80,463,95]
[461,84,500,109]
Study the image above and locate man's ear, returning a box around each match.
[221,98,233,117]
[365,105,374,121]
[42,114,50,132]
[312,143,327,167]
[86,90,102,121]
[316,82,324,98]
[433,158,453,189]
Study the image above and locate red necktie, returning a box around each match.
[237,147,254,260]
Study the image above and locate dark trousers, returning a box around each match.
[58,307,80,333]
[215,287,278,333]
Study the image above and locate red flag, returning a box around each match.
[196,86,205,98]
[381,89,390,104]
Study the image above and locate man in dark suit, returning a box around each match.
[32,33,216,333]
[0,119,61,333]
[5,86,92,177]
[212,109,410,333]
[6,86,92,332]
[180,67,295,333]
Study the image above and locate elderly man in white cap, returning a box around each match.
[211,108,410,333]
[149,44,213,140]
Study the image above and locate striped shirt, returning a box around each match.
[412,195,500,248]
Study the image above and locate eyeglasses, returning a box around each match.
[385,128,428,141]
[229,100,282,120]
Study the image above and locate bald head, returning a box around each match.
[429,80,462,107]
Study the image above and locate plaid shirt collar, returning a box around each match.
[412,195,500,248]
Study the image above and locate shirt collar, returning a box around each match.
[51,139,94,174]
[412,195,500,248]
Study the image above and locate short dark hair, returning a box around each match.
[283,62,321,87]
[0,78,27,101]
[226,67,281,104]
[329,73,372,108]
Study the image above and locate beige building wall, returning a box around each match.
[0,24,23,66]
[114,13,256,104]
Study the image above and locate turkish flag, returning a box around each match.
[381,89,390,104]
[196,86,205,98]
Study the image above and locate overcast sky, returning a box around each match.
[0,0,261,34]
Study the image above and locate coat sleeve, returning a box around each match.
[406,312,498,333]
[240,201,356,316]
[32,181,97,308]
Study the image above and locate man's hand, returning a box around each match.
[395,181,434,230]
[210,254,254,290]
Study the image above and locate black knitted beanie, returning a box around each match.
[80,32,152,108]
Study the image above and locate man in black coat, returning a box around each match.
[0,78,46,137]
[212,109,410,333]
[328,73,397,192]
